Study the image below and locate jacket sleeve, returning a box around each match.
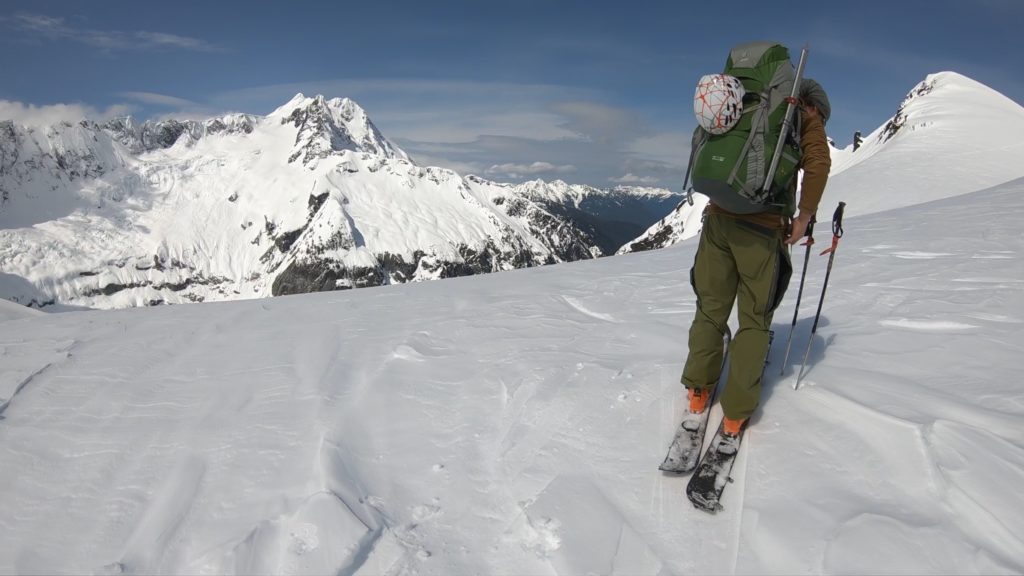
[797,111,831,216]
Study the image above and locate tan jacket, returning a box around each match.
[706,110,832,231]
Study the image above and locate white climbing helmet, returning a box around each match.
[693,74,746,135]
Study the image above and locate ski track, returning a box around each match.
[558,294,619,323]
[0,338,75,419]
[0,363,51,420]
[119,453,207,573]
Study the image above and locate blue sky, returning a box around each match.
[2,0,1021,189]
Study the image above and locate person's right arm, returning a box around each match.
[787,106,832,245]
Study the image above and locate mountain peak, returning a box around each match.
[875,70,1023,146]
[922,71,1000,93]
[268,93,312,117]
[270,93,408,166]
[268,94,366,122]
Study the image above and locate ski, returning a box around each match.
[659,328,732,474]
[685,419,745,513]
[658,404,713,473]
[685,330,771,511]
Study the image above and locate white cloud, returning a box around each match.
[215,79,592,144]
[5,13,221,52]
[0,100,133,127]
[551,101,648,143]
[119,92,198,108]
[211,79,684,187]
[384,110,576,144]
[626,132,692,165]
[215,78,597,109]
[118,92,222,122]
[622,158,682,177]
[609,173,659,184]
[6,13,63,33]
[406,151,486,177]
[134,31,217,51]
[486,162,577,178]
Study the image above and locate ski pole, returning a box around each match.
[794,201,845,390]
[780,215,816,376]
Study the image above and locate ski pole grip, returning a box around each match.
[832,201,846,238]
[806,214,816,238]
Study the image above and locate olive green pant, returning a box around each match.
[681,213,793,420]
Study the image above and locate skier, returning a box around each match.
[681,76,832,439]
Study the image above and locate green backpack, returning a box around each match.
[689,42,803,215]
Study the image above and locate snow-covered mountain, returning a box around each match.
[511,179,680,254]
[621,71,1024,253]
[0,96,675,310]
[103,113,259,155]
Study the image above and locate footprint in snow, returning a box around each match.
[411,504,442,522]
[288,523,320,555]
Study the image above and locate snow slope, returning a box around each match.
[826,71,1024,216]
[2,175,1023,574]
[621,71,1024,253]
[0,297,43,322]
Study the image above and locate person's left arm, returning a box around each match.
[787,106,832,244]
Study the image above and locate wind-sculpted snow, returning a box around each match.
[1,178,1023,573]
